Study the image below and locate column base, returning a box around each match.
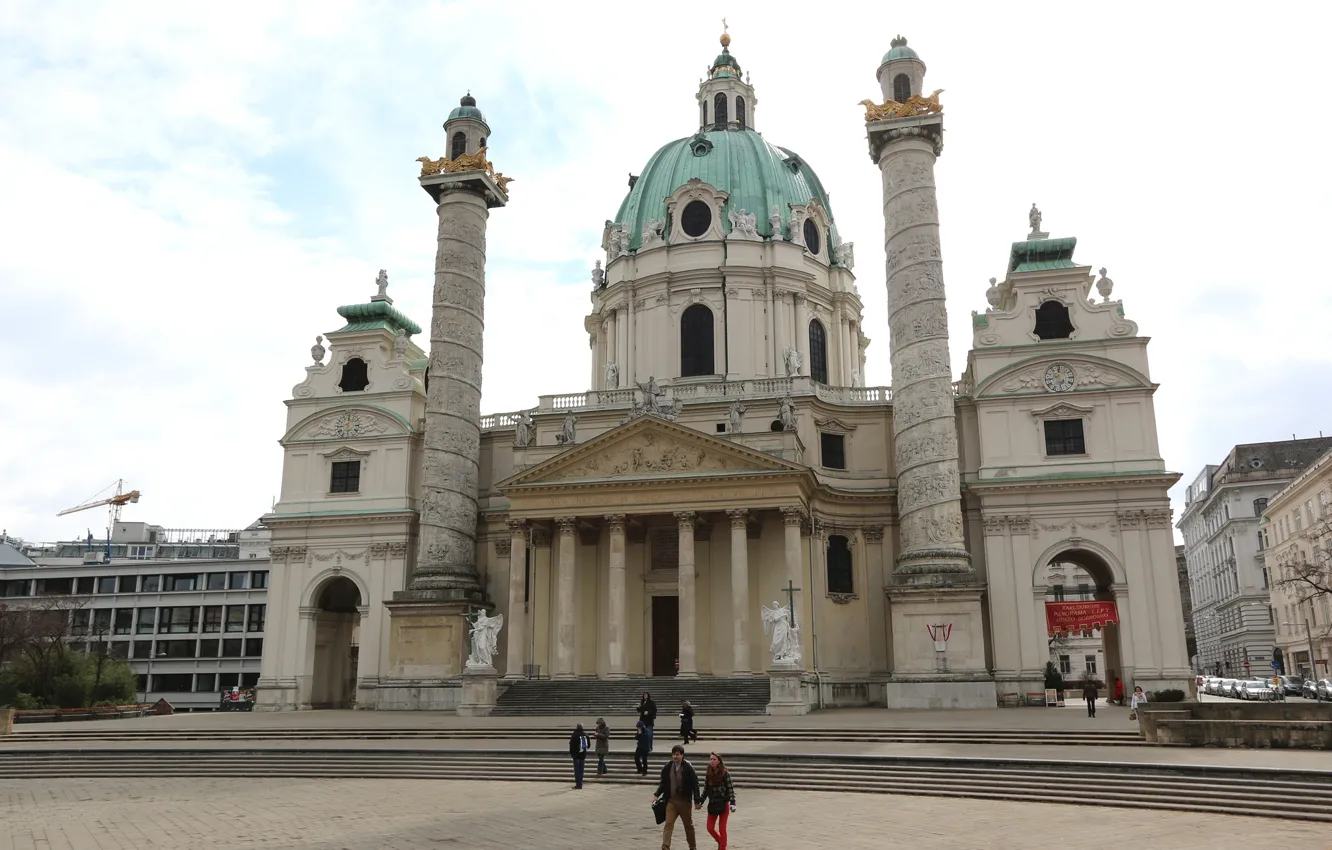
[383,599,474,680]
[766,665,809,716]
[676,671,700,679]
[883,679,997,709]
[884,584,989,679]
[604,672,629,680]
[457,665,499,716]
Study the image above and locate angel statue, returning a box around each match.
[761,601,801,666]
[466,610,504,669]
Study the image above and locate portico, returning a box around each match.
[492,417,813,680]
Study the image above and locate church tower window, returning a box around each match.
[713,92,728,128]
[479,136,486,149]
[450,132,466,160]
[681,200,712,237]
[338,358,370,392]
[803,219,821,255]
[329,460,361,494]
[1044,419,1086,456]
[808,319,828,384]
[893,73,911,103]
[680,304,715,377]
[827,535,854,595]
[736,96,746,130]
[1033,300,1074,340]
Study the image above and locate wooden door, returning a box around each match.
[651,595,679,676]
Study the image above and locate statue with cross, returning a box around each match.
[761,580,802,666]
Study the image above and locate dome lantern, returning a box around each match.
[877,36,928,104]
[443,92,492,161]
[695,23,757,133]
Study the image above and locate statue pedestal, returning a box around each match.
[457,664,499,716]
[377,599,472,711]
[766,663,809,716]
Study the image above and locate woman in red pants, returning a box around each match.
[700,751,736,849]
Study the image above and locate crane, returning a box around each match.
[57,480,142,564]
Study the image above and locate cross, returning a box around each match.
[781,579,801,628]
[722,17,728,34]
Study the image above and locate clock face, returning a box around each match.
[334,412,359,436]
[1044,362,1076,393]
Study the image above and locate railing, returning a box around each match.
[478,410,530,430]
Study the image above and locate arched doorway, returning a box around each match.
[1041,548,1126,701]
[311,577,361,709]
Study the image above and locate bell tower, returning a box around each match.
[695,22,758,131]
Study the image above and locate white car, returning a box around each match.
[1238,678,1274,701]
[1220,678,1241,698]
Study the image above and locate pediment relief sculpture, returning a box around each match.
[547,431,762,482]
[293,408,405,441]
[979,359,1144,398]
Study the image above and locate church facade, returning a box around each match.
[256,34,1191,711]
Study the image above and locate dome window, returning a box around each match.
[736,96,747,130]
[681,201,713,237]
[689,134,713,157]
[680,304,715,377]
[450,132,466,160]
[803,219,821,255]
[1033,300,1074,340]
[808,319,829,384]
[713,92,728,129]
[892,73,911,103]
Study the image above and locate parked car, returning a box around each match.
[1278,675,1305,696]
[1201,677,1218,695]
[1316,679,1332,702]
[1238,678,1274,701]
[1220,678,1241,698]
[1303,679,1319,700]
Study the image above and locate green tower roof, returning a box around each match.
[1008,236,1078,273]
[612,129,839,252]
[335,299,423,336]
[881,35,922,65]
[446,93,487,124]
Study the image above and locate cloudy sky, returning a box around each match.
[2,2,1329,543]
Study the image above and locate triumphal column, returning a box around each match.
[383,94,512,710]
[865,38,995,707]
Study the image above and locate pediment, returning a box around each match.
[499,416,804,488]
[284,406,413,443]
[975,355,1149,398]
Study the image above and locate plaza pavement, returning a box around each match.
[0,778,1322,850]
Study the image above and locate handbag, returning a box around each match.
[652,798,667,825]
[707,797,727,816]
[1128,710,1137,721]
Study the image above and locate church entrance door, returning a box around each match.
[651,595,679,676]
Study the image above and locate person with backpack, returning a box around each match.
[568,723,590,789]
[633,716,653,776]
[593,717,610,776]
[702,751,737,850]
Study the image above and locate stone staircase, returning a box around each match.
[490,676,771,717]
[1,747,1328,822]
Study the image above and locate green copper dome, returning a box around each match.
[613,129,839,252]
[881,36,921,65]
[446,93,487,124]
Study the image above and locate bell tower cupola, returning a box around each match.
[876,35,926,103]
[443,92,491,160]
[696,22,758,132]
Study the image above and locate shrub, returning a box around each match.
[0,651,136,709]
[1150,689,1186,703]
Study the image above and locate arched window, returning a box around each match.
[803,219,821,255]
[680,304,715,377]
[808,319,828,384]
[479,136,486,150]
[701,101,707,126]
[893,73,911,103]
[450,132,466,160]
[827,535,854,595]
[736,96,747,130]
[338,358,370,392]
[713,92,728,128]
[1033,300,1074,340]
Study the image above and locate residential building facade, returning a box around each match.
[1263,447,1332,679]
[1179,437,1332,676]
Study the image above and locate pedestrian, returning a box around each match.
[634,716,654,776]
[639,691,658,729]
[593,717,610,776]
[568,723,590,789]
[702,751,737,850]
[1082,680,1098,718]
[679,699,697,743]
[1113,677,1124,707]
[1129,685,1148,719]
[653,744,703,850]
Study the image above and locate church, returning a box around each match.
[255,33,1192,712]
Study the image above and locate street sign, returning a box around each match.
[1272,661,1280,669]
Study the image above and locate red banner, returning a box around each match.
[1045,600,1118,635]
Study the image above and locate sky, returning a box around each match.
[2,2,1330,543]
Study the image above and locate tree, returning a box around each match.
[0,593,135,708]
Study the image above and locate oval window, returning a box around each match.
[803,218,821,255]
[682,200,712,238]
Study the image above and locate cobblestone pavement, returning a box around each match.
[0,779,1322,849]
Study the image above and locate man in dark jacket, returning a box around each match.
[639,691,658,729]
[653,744,702,849]
[1082,681,1098,718]
[568,723,590,789]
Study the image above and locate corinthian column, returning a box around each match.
[866,72,970,583]
[727,509,751,675]
[675,511,698,677]
[504,519,527,679]
[554,516,577,678]
[605,514,628,678]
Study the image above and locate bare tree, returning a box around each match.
[0,593,92,706]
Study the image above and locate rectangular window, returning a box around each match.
[820,433,846,470]
[113,608,133,635]
[70,609,91,635]
[108,641,130,659]
[127,545,153,560]
[159,639,196,659]
[330,460,361,493]
[218,672,240,690]
[92,608,112,634]
[240,672,260,689]
[202,605,223,633]
[244,638,264,657]
[152,673,193,693]
[225,605,246,632]
[206,573,227,591]
[96,577,117,594]
[221,638,243,658]
[1058,655,1072,675]
[1051,584,1065,602]
[195,673,217,693]
[1085,655,1098,675]
[140,574,160,593]
[159,606,199,634]
[132,640,154,659]
[199,639,220,658]
[136,608,156,634]
[1043,419,1086,456]
[228,572,248,590]
[164,574,198,592]
[1077,583,1091,601]
[117,576,136,593]
[76,576,96,594]
[247,604,266,633]
[251,571,269,590]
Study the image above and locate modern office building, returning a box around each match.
[0,520,269,711]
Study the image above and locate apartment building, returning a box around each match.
[1263,447,1332,679]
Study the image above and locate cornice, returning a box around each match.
[967,471,1180,494]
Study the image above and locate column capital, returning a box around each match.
[506,518,527,532]
[555,516,577,534]
[781,505,807,526]
[604,514,627,533]
[674,511,697,529]
[727,508,749,529]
